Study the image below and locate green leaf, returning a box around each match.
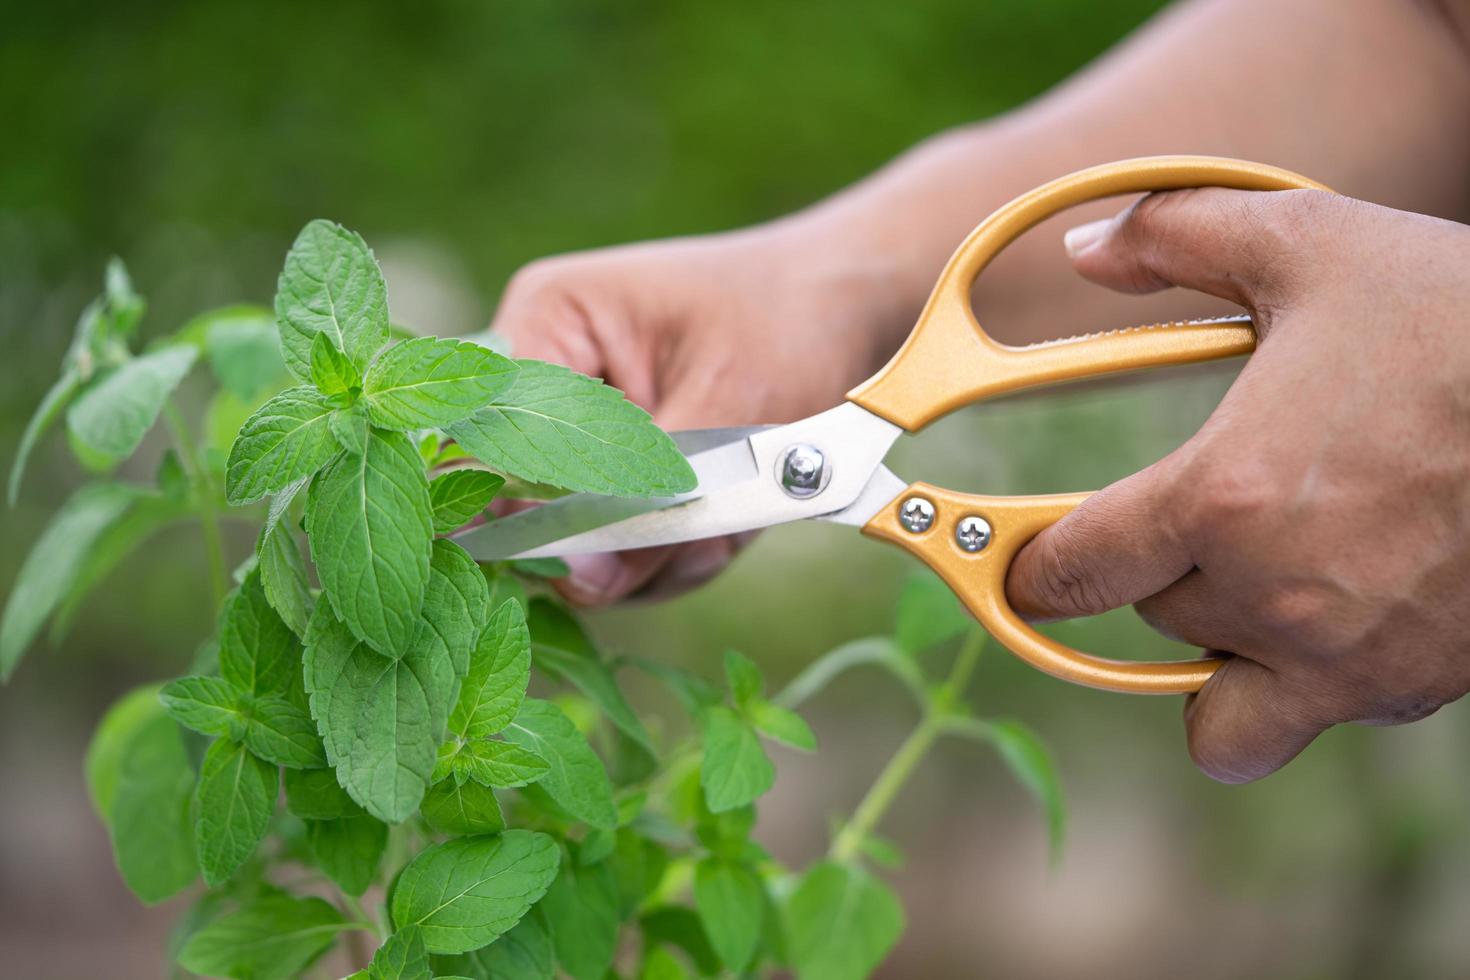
[1,482,137,681]
[785,862,903,980]
[303,604,455,822]
[749,701,817,752]
[527,598,654,767]
[194,738,278,886]
[200,306,288,400]
[310,330,363,397]
[700,706,774,813]
[390,831,560,954]
[417,539,490,681]
[449,599,529,739]
[220,569,303,698]
[330,400,371,454]
[444,359,696,497]
[104,257,146,337]
[456,738,549,789]
[65,345,197,465]
[307,814,388,897]
[693,857,764,973]
[306,428,434,657]
[7,368,81,505]
[178,892,352,980]
[368,924,431,980]
[640,946,690,980]
[160,676,245,740]
[724,650,763,707]
[88,689,199,903]
[225,385,341,505]
[944,716,1066,860]
[502,699,616,828]
[507,557,568,580]
[894,572,972,655]
[429,469,504,534]
[258,518,313,638]
[542,846,620,980]
[431,906,554,980]
[275,220,390,382]
[285,766,364,820]
[420,776,505,836]
[639,907,719,977]
[771,637,927,711]
[243,694,328,768]
[362,336,518,430]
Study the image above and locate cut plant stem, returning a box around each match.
[829,629,985,863]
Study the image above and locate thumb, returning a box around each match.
[1061,187,1333,310]
[1006,456,1194,621]
[1184,656,1332,783]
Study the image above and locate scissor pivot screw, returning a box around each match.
[777,444,830,498]
[899,496,936,534]
[955,515,992,553]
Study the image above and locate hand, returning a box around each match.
[1007,188,1470,783]
[493,226,906,603]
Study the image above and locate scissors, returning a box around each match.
[457,156,1330,695]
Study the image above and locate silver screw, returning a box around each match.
[899,496,935,534]
[778,444,829,498]
[955,515,992,553]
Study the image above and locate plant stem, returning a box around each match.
[828,630,985,863]
[163,401,228,605]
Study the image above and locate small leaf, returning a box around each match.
[310,330,362,397]
[329,400,371,455]
[275,220,390,381]
[449,599,530,739]
[306,428,434,658]
[431,905,553,980]
[362,336,518,430]
[390,831,560,954]
[693,857,764,972]
[420,776,505,836]
[367,924,431,980]
[194,738,278,886]
[541,845,620,980]
[428,469,504,534]
[786,862,903,980]
[307,814,388,897]
[456,738,549,789]
[894,572,972,655]
[225,385,341,505]
[258,519,312,638]
[159,676,245,741]
[639,907,720,977]
[243,695,327,768]
[700,706,774,813]
[724,650,763,708]
[66,345,197,465]
[178,892,351,980]
[103,257,145,336]
[502,699,617,828]
[220,569,303,699]
[444,359,696,497]
[415,539,490,681]
[7,368,81,506]
[284,767,363,821]
[749,701,817,751]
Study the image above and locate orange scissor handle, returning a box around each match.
[850,156,1331,694]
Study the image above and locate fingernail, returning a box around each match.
[564,553,624,604]
[1063,219,1111,258]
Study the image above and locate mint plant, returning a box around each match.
[2,222,1063,979]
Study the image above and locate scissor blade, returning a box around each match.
[454,402,902,560]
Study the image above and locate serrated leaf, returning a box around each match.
[306,428,434,657]
[749,700,817,751]
[786,862,903,980]
[894,572,972,655]
[178,892,351,980]
[307,814,388,897]
[310,330,362,397]
[330,400,371,454]
[258,518,312,639]
[225,385,341,505]
[368,924,431,980]
[220,569,303,699]
[194,738,278,886]
[429,469,504,534]
[420,776,505,836]
[693,857,764,972]
[1,482,137,681]
[700,706,773,813]
[542,847,620,980]
[160,676,246,740]
[416,539,490,681]
[724,650,763,707]
[243,694,327,768]
[275,220,390,382]
[363,336,518,430]
[65,345,197,465]
[456,738,549,789]
[201,307,288,400]
[444,360,696,497]
[449,599,529,738]
[7,368,81,506]
[303,604,455,822]
[390,831,560,954]
[431,904,553,980]
[502,699,616,828]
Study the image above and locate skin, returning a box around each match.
[494,0,1470,780]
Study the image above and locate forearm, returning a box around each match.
[769,0,1470,349]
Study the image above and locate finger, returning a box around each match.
[1183,656,1333,784]
[1062,187,1334,310]
[1133,569,1251,652]
[557,533,752,607]
[1006,457,1194,621]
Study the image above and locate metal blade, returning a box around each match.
[817,463,908,527]
[670,424,776,454]
[454,402,902,559]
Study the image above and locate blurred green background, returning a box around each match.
[4,1,1468,977]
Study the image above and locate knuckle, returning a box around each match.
[1180,458,1279,541]
[1026,522,1118,617]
